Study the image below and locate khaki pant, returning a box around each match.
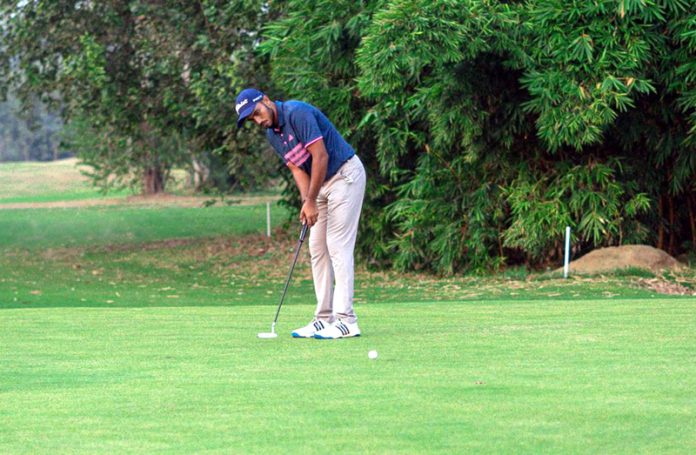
[309,155,366,324]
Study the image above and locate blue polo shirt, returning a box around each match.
[266,101,355,180]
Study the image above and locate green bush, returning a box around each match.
[263,0,696,273]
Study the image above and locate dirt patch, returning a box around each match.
[33,230,301,277]
[635,278,696,296]
[561,245,683,274]
[0,193,280,209]
[10,233,695,301]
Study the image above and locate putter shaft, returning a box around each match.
[271,224,308,326]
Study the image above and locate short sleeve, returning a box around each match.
[289,108,323,147]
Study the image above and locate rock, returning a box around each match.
[561,245,682,275]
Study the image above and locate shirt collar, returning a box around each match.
[272,101,285,132]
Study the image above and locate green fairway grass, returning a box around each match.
[1,182,695,452]
[0,159,135,203]
[0,205,288,249]
[2,300,695,453]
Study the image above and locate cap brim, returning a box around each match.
[236,104,256,128]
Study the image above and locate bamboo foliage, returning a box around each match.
[264,0,695,272]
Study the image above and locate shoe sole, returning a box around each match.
[292,333,315,338]
[314,333,361,339]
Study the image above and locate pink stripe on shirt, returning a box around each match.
[283,136,323,167]
[290,151,310,166]
[287,150,309,164]
[284,143,303,159]
[284,144,310,166]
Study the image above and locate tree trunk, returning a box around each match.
[21,135,30,161]
[139,120,165,195]
[689,193,696,251]
[657,195,665,250]
[192,156,210,191]
[143,166,165,195]
[668,194,676,255]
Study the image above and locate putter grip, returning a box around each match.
[299,223,308,241]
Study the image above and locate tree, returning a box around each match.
[264,0,696,273]
[0,0,279,194]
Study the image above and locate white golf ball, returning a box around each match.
[368,350,378,360]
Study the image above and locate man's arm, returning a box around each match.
[288,139,328,227]
[288,163,309,202]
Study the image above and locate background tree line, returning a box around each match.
[0,95,64,162]
[1,0,695,272]
[1,0,280,193]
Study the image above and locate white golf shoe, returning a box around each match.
[314,320,361,339]
[291,319,330,338]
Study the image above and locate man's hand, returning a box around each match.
[300,199,319,227]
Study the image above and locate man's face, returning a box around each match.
[250,99,274,128]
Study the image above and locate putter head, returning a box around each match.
[257,323,278,339]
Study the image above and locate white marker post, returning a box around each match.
[266,202,271,238]
[563,226,571,279]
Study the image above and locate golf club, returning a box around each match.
[257,223,308,339]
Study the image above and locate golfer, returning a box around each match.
[235,88,366,339]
